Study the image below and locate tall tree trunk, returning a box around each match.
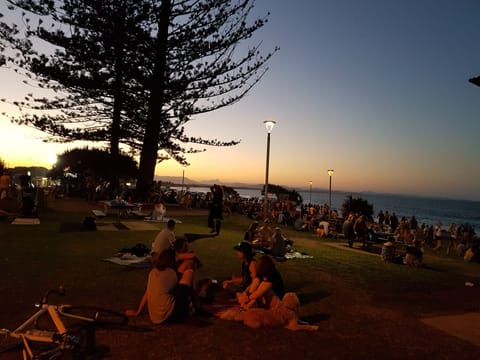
[135,0,171,201]
[109,3,127,197]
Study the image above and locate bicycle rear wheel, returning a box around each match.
[61,307,128,328]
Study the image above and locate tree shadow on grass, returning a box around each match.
[184,233,217,243]
[301,313,331,323]
[298,290,331,305]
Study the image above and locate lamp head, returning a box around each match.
[469,76,480,87]
[263,119,276,133]
[328,169,334,177]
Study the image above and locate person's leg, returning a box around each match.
[165,270,195,323]
[214,219,221,235]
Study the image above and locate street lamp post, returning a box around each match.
[263,119,276,219]
[328,169,334,213]
[309,181,312,204]
[181,167,185,193]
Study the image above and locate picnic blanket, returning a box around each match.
[103,243,152,268]
[12,217,40,225]
[144,217,182,224]
[285,251,314,259]
[103,254,151,268]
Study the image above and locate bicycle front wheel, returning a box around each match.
[61,306,128,328]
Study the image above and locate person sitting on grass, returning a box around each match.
[237,255,285,310]
[125,248,194,325]
[381,237,402,263]
[243,221,259,243]
[150,219,176,263]
[151,200,167,221]
[269,227,288,259]
[404,239,424,267]
[222,241,257,293]
[253,220,274,248]
[174,236,202,274]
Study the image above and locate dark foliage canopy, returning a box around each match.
[0,0,276,165]
[341,195,374,219]
[49,148,137,181]
[263,183,303,205]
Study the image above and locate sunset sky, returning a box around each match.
[1,0,479,200]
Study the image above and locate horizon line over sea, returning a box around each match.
[157,175,479,203]
[172,185,480,232]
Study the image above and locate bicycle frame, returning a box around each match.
[5,299,97,359]
[2,287,127,359]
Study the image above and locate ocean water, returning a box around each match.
[175,186,480,231]
[298,190,480,231]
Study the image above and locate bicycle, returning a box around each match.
[1,285,128,360]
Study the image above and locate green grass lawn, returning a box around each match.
[2,200,480,359]
[0,202,478,323]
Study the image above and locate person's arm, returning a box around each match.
[243,280,272,309]
[238,276,260,306]
[125,291,147,317]
[176,252,196,261]
[222,274,242,288]
[249,260,257,280]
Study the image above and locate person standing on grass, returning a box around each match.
[208,184,224,235]
[125,249,194,325]
[343,213,356,248]
[433,221,443,252]
[151,219,176,262]
[446,223,457,255]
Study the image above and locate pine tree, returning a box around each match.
[1,0,277,200]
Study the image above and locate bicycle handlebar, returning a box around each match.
[40,285,66,305]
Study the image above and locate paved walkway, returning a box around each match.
[421,312,480,347]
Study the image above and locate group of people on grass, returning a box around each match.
[241,220,294,259]
[342,209,480,266]
[125,219,300,327]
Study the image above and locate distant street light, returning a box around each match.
[263,119,276,219]
[309,181,313,204]
[328,169,334,213]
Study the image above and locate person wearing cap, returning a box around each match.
[222,241,257,293]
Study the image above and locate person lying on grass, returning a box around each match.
[125,248,194,325]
